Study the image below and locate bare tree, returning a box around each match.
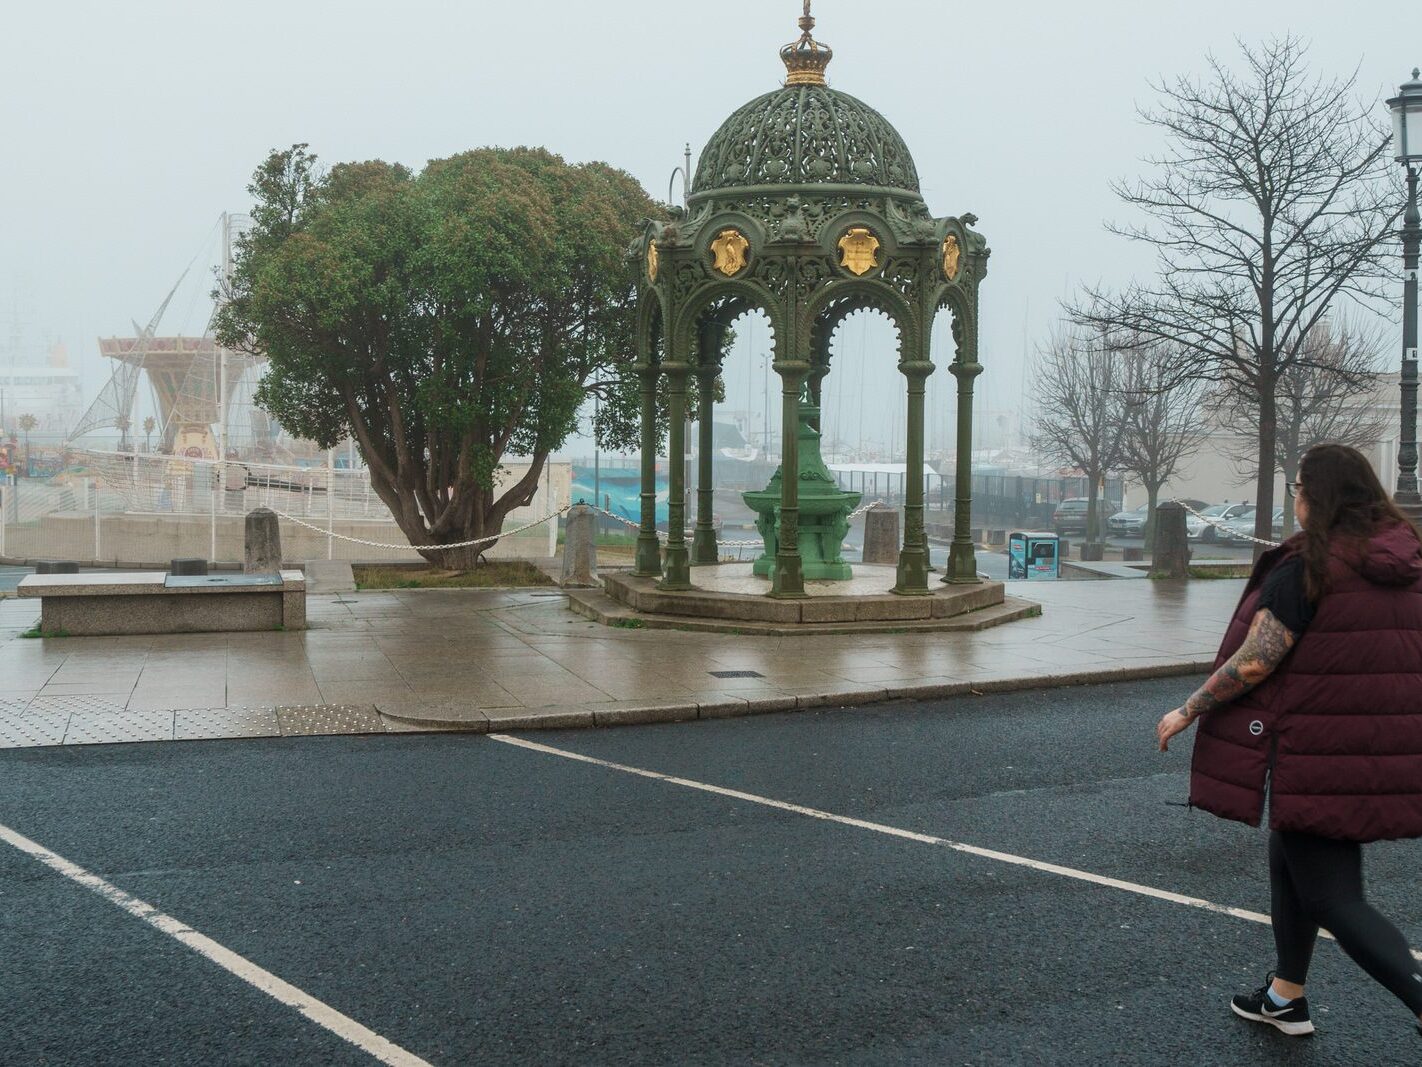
[1118,340,1208,541]
[1032,330,1128,545]
[1073,37,1400,553]
[1221,320,1387,536]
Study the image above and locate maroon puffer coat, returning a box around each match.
[1188,521,1422,842]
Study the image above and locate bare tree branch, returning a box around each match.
[1116,337,1209,539]
[1070,36,1401,553]
[1031,328,1129,544]
[1219,318,1388,535]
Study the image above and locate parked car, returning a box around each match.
[1220,507,1284,544]
[1106,503,1150,537]
[1186,503,1253,543]
[1107,498,1209,537]
[1052,497,1122,537]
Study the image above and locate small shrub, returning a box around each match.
[21,626,70,639]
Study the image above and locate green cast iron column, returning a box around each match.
[660,364,692,590]
[945,357,983,584]
[631,362,662,578]
[894,355,933,594]
[770,360,809,598]
[807,362,829,432]
[692,363,719,564]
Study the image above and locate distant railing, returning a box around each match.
[0,450,561,565]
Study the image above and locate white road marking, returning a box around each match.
[0,822,433,1067]
[490,734,1422,963]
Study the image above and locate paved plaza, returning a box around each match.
[3,676,1419,1065]
[0,578,1238,746]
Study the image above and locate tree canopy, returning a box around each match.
[216,144,661,566]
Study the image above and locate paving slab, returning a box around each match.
[0,578,1242,746]
[64,710,176,745]
[173,707,281,741]
[275,703,384,737]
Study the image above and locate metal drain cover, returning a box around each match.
[709,670,764,679]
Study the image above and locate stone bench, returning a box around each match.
[17,570,306,636]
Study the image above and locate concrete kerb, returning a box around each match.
[375,659,1214,734]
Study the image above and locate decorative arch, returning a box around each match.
[930,286,979,368]
[671,279,781,369]
[807,282,916,363]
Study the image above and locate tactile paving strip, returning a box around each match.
[275,703,385,737]
[64,711,175,746]
[0,710,70,748]
[174,707,281,741]
[28,694,129,717]
[0,697,34,716]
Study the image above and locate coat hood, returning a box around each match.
[1355,522,1422,588]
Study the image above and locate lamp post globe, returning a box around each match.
[1388,69,1422,165]
[1388,70,1422,519]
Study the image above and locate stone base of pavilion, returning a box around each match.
[576,564,1039,636]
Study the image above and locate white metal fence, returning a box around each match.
[0,451,564,566]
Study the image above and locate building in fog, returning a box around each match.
[0,343,84,435]
[1136,373,1400,510]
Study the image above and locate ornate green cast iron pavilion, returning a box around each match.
[632,3,987,598]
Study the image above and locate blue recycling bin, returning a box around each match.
[1008,531,1060,580]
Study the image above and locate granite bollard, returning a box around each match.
[862,508,900,565]
[170,558,209,576]
[1151,502,1190,579]
[560,504,598,588]
[244,508,282,574]
[36,560,79,574]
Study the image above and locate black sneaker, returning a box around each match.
[1231,975,1315,1036]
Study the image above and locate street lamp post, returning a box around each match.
[1388,69,1422,520]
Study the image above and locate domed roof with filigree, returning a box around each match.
[689,6,921,201]
[691,86,921,199]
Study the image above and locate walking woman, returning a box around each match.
[1156,444,1422,1039]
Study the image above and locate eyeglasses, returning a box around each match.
[1285,481,1304,500]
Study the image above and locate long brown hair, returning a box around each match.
[1296,443,1418,601]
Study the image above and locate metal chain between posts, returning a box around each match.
[581,498,892,549]
[1168,500,1281,549]
[268,503,573,551]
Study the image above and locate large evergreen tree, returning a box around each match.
[217,145,660,566]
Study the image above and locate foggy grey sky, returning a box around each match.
[1,0,1415,456]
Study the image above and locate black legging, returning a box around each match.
[1270,830,1422,1014]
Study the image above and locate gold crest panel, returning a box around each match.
[837,227,881,276]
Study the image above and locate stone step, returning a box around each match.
[565,586,1039,636]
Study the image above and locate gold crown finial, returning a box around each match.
[781,0,832,86]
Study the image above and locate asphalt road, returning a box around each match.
[2,676,1419,1066]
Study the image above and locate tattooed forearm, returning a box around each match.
[1182,608,1297,720]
